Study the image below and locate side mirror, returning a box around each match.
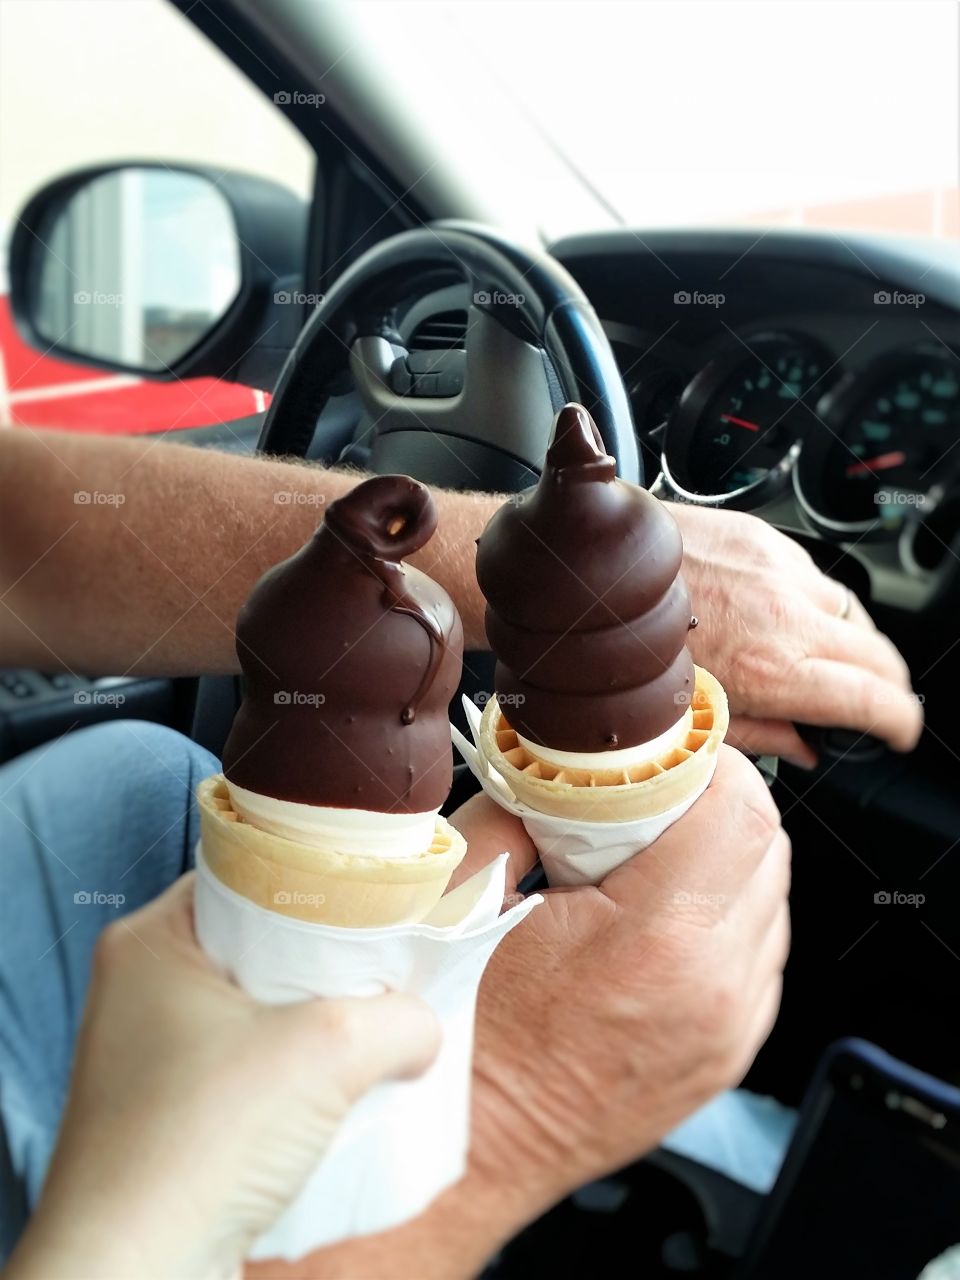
[10,163,308,386]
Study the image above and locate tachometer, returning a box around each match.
[795,346,960,536]
[661,333,831,508]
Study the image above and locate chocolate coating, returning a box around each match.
[476,403,694,751]
[221,475,464,813]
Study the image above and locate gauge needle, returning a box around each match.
[720,414,760,432]
[845,450,907,477]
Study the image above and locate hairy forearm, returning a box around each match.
[0,430,496,675]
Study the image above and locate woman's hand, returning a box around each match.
[5,875,438,1280]
[667,502,923,767]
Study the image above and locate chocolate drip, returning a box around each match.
[476,403,695,752]
[367,555,446,725]
[222,475,463,813]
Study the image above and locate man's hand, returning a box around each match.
[667,502,923,766]
[7,876,438,1280]
[278,746,789,1279]
[461,745,789,1231]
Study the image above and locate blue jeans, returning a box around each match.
[0,721,794,1258]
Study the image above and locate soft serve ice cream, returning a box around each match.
[470,402,728,826]
[478,402,698,763]
[199,474,468,924]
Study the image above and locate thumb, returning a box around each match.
[278,992,441,1105]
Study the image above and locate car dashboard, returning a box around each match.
[545,230,960,1128]
[550,229,960,618]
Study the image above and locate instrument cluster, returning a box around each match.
[630,332,960,562]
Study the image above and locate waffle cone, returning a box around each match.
[197,776,466,927]
[479,666,728,823]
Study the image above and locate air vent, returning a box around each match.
[407,310,468,351]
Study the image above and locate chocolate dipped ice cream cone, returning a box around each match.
[201,474,467,925]
[474,403,727,823]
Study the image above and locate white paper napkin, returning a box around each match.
[452,697,717,886]
[194,845,540,1260]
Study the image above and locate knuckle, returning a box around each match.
[751,517,790,566]
[699,997,758,1090]
[723,754,783,844]
[764,590,795,634]
[694,979,741,1046]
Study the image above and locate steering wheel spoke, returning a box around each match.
[259,223,640,491]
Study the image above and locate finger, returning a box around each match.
[809,577,878,633]
[726,715,817,769]
[602,746,783,905]
[844,591,877,631]
[805,572,848,616]
[815,614,912,689]
[297,993,441,1103]
[448,793,540,893]
[755,657,924,752]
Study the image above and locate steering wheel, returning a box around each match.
[257,222,640,487]
[192,224,639,758]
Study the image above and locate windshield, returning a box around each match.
[333,0,958,242]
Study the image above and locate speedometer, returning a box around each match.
[661,333,831,508]
[795,346,960,536]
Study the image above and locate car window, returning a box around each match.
[331,0,959,242]
[0,0,314,435]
